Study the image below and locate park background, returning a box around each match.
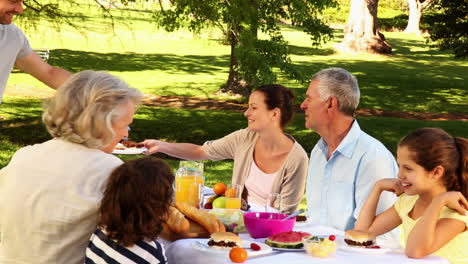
[1,0,467,191]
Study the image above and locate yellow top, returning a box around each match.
[394,194,468,264]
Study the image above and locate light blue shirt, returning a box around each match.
[306,120,398,231]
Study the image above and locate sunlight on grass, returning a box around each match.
[7,4,467,114]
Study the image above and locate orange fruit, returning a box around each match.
[229,247,248,263]
[225,188,237,198]
[213,182,227,195]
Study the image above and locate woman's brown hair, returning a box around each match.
[99,156,175,246]
[256,84,295,128]
[399,127,468,198]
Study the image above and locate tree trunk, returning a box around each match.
[221,30,250,96]
[337,0,392,54]
[404,0,432,35]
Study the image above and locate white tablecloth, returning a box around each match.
[164,223,449,264]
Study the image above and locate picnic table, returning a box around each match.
[164,224,449,264]
[161,188,450,264]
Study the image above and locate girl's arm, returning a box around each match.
[406,191,468,258]
[354,179,403,236]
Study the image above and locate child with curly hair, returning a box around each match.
[353,127,468,263]
[85,156,175,264]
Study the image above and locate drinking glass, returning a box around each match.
[225,183,242,209]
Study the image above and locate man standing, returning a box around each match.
[301,68,398,238]
[0,0,71,103]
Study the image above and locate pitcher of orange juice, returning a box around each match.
[175,161,204,208]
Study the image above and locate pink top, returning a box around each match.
[244,161,280,206]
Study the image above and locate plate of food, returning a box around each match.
[191,232,272,257]
[338,230,392,255]
[265,231,311,252]
[113,140,147,155]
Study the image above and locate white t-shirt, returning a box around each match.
[0,23,33,102]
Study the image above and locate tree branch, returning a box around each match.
[421,0,434,11]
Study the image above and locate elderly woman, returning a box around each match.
[144,84,308,214]
[0,70,142,264]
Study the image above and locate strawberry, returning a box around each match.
[250,243,261,251]
[204,203,213,209]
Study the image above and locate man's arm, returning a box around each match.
[15,52,72,89]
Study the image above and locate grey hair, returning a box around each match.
[312,68,360,116]
[42,70,143,149]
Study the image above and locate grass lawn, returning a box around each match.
[6,3,468,113]
[2,3,467,196]
[1,98,467,182]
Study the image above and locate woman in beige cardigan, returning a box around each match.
[143,84,308,213]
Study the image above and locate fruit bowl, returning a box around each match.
[209,208,246,232]
[303,236,336,257]
[243,212,295,239]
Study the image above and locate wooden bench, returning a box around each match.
[34,49,50,61]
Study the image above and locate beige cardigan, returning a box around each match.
[202,128,308,214]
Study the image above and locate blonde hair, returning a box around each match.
[42,70,143,149]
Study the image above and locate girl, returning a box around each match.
[85,156,175,264]
[143,84,308,214]
[353,127,468,263]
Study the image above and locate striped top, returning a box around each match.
[85,228,167,264]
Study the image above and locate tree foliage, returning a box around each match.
[17,0,117,32]
[153,0,336,95]
[426,0,468,58]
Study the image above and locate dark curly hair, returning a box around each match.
[99,156,175,247]
[255,84,295,128]
[399,128,468,198]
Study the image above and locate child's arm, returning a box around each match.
[406,191,468,258]
[354,179,403,236]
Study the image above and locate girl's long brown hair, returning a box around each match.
[399,127,468,198]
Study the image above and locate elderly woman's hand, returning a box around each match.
[142,139,165,155]
[434,191,468,216]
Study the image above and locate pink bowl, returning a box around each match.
[243,212,296,239]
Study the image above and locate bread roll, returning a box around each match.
[175,202,226,234]
[160,219,210,241]
[165,206,190,233]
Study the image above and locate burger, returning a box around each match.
[207,232,241,249]
[344,230,375,247]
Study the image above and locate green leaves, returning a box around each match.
[154,0,336,93]
[427,0,468,58]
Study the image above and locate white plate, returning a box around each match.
[337,238,391,255]
[191,239,272,257]
[112,147,147,155]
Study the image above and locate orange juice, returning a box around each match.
[225,197,242,209]
[175,175,203,208]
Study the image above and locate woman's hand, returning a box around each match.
[376,179,404,196]
[435,191,468,216]
[142,139,165,155]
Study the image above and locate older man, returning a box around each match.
[301,68,399,241]
[0,0,71,103]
